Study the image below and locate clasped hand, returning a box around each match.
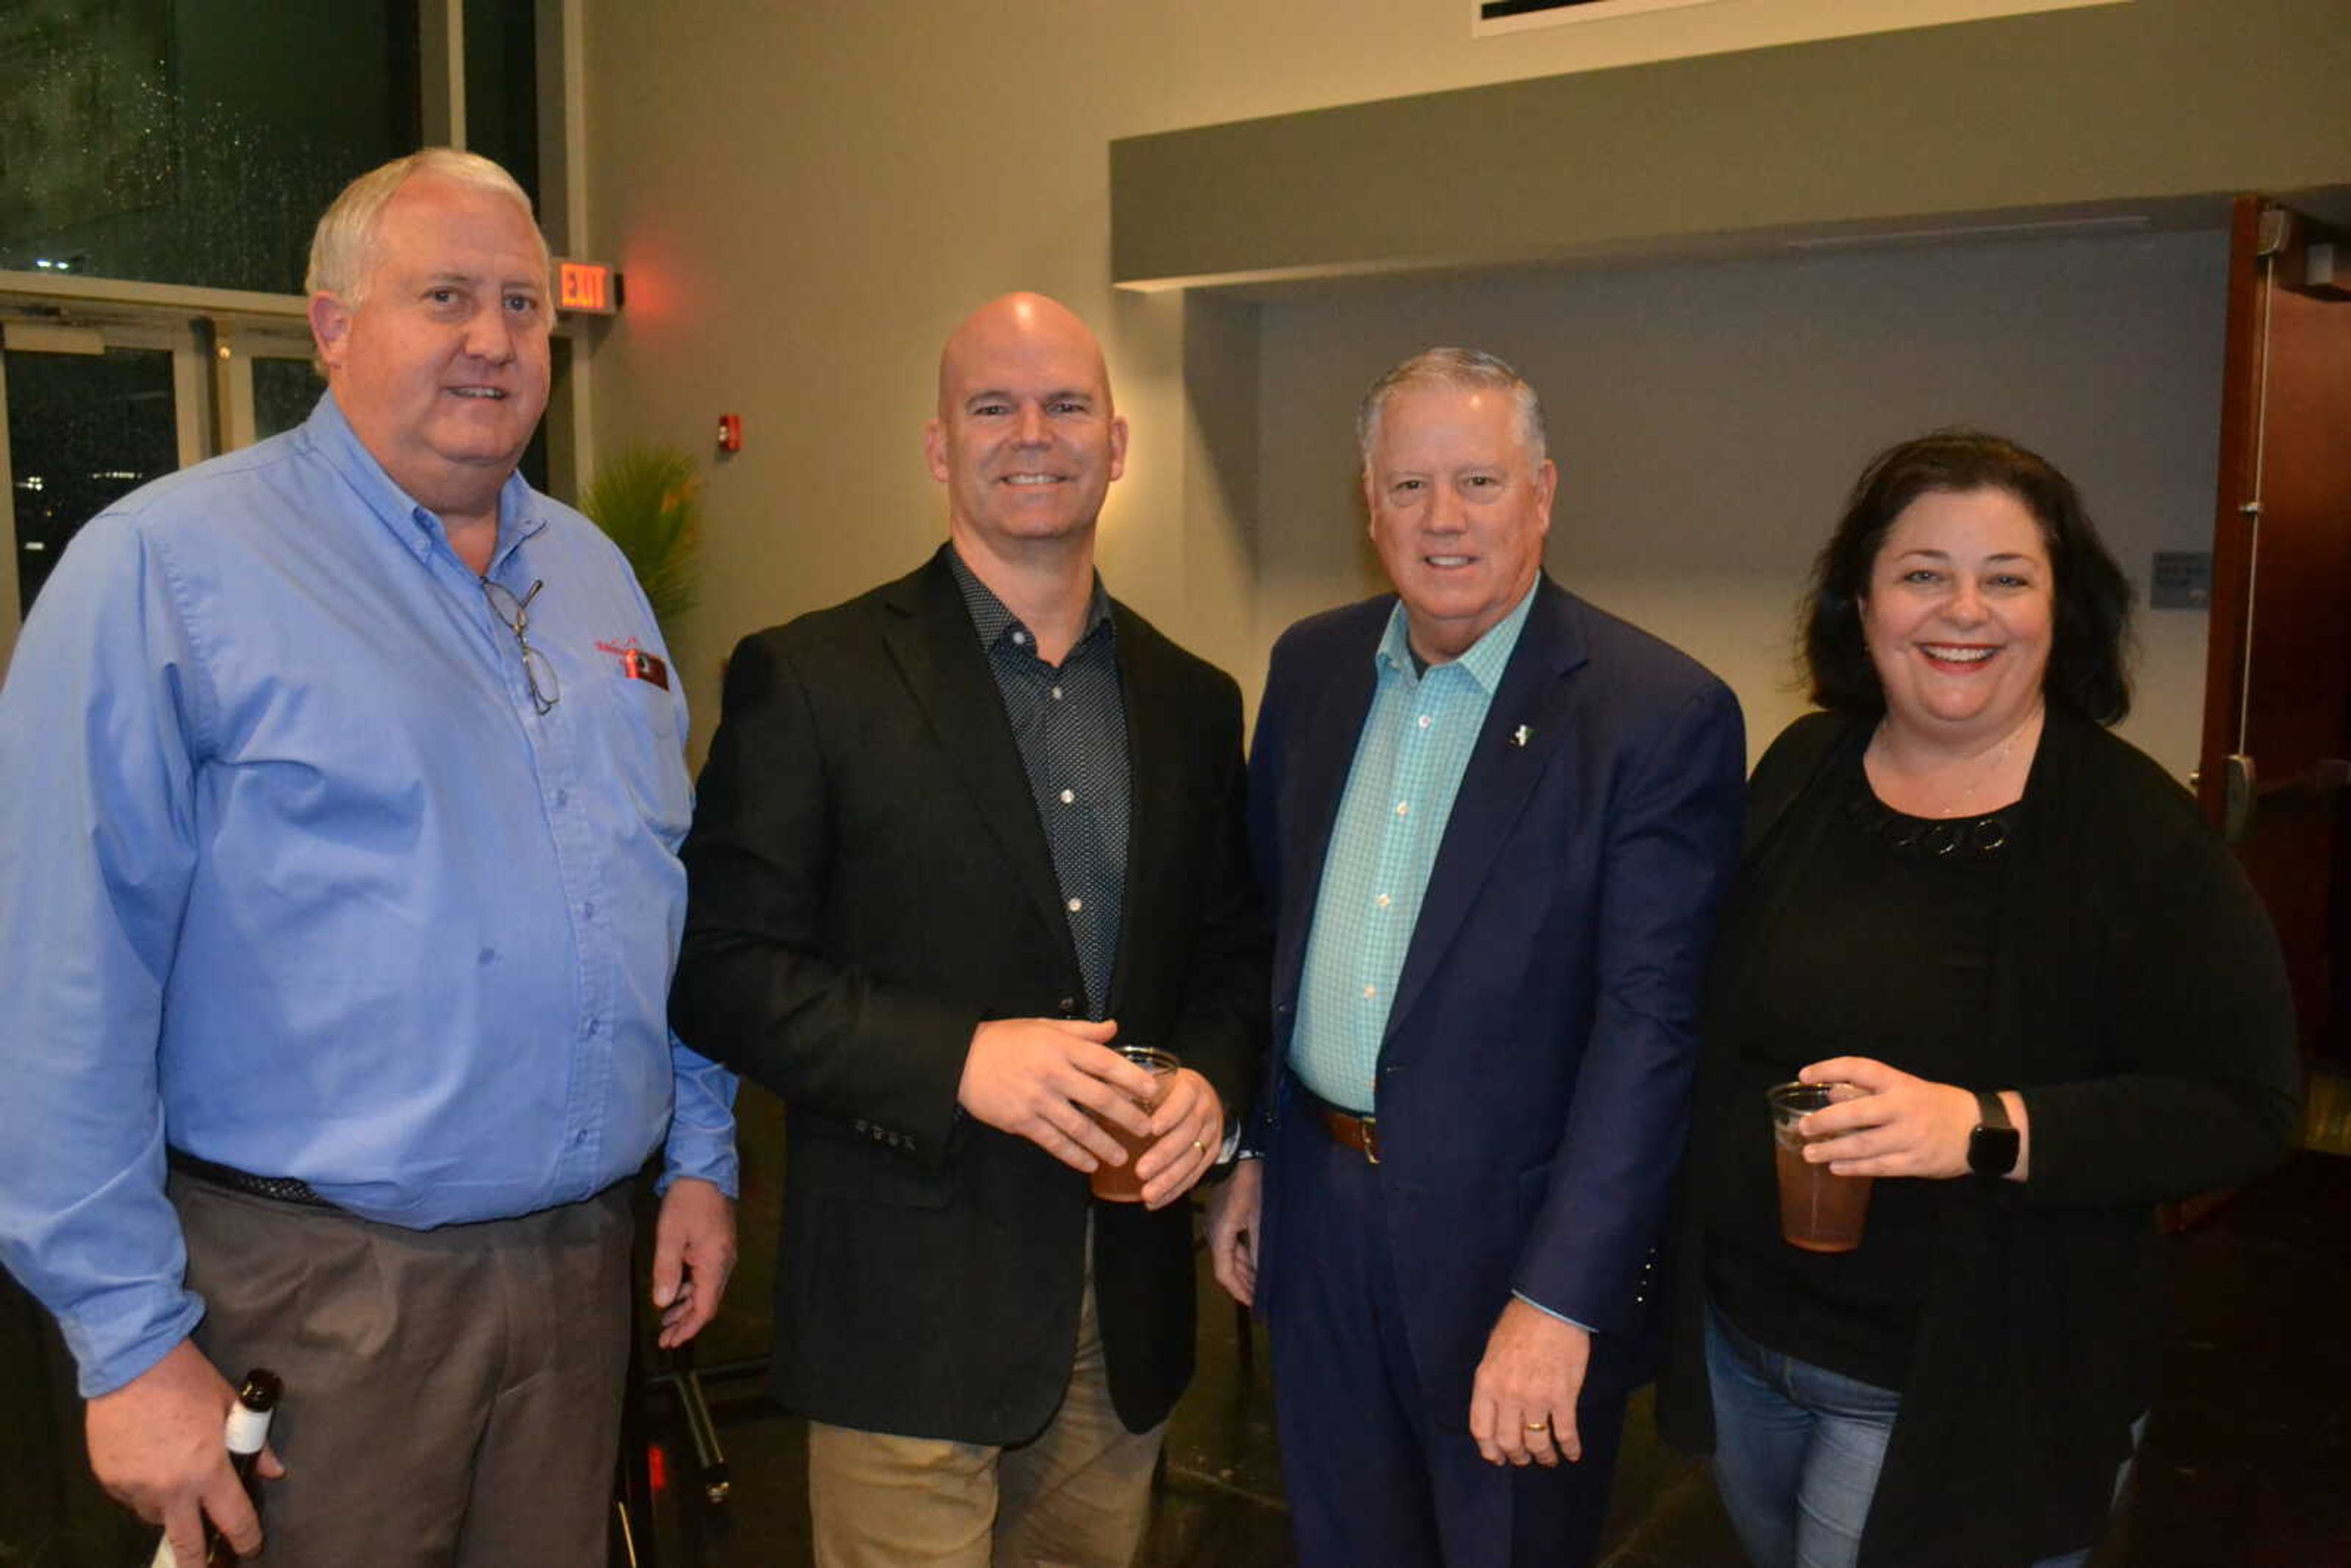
[958,1018,1223,1208]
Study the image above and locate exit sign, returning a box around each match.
[556,260,620,315]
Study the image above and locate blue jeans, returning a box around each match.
[1704,1305,2126,1568]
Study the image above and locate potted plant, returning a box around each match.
[580,445,702,636]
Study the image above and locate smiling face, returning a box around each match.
[308,171,551,526]
[1364,384,1555,663]
[1861,486,2054,745]
[924,294,1127,566]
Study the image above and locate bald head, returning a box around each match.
[935,293,1112,419]
[924,292,1128,563]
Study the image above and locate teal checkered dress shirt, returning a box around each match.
[1289,585,1537,1112]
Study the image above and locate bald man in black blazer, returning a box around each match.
[672,294,1265,1567]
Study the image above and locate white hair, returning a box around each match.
[305,148,546,309]
[1356,347,1547,470]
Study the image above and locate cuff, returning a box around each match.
[1512,1290,1594,1335]
[660,1037,741,1198]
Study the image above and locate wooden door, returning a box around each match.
[2196,196,2351,1068]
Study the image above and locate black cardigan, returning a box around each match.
[1658,710,2302,1567]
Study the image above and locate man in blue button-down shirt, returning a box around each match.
[0,150,738,1566]
[1209,348,1744,1567]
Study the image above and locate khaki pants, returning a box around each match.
[172,1172,634,1568]
[808,1269,1163,1568]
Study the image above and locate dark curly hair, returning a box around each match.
[1801,430,2134,725]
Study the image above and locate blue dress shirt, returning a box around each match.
[0,394,738,1397]
[1291,585,1536,1112]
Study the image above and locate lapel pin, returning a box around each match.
[1512,724,1531,748]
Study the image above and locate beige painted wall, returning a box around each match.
[577,0,2135,758]
[1254,230,2228,776]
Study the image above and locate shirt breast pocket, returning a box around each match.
[588,664,693,842]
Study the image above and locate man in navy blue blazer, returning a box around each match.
[1207,348,1744,1566]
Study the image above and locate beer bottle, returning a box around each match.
[148,1368,282,1567]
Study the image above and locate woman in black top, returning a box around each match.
[1659,432,2301,1568]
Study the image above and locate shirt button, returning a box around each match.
[1060,789,1075,805]
[1059,997,1079,1016]
[1394,801,1409,817]
[1375,893,1391,908]
[1011,630,1029,646]
[1067,897,1083,913]
[582,901,596,918]
[1363,984,1378,999]
[1417,715,1431,729]
[1051,686,1063,700]
[554,789,569,807]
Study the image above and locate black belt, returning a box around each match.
[167,1149,334,1209]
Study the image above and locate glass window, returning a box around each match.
[465,0,541,216]
[0,1,423,295]
[253,356,326,443]
[7,346,179,616]
[519,335,565,496]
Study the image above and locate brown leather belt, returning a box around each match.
[1319,1105,1380,1163]
[1307,1094,1381,1164]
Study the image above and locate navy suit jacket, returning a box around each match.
[1245,576,1743,1416]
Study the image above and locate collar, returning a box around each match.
[301,391,549,573]
[1374,577,1539,694]
[944,542,1114,656]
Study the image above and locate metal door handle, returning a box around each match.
[2224,752,2257,844]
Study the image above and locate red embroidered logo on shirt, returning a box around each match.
[595,637,670,690]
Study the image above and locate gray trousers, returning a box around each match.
[171,1172,634,1567]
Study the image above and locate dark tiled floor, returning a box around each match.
[623,1093,2351,1568]
[9,1093,2350,1566]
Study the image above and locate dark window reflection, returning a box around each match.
[7,347,178,617]
[464,0,540,216]
[520,335,565,497]
[0,0,424,295]
[252,356,324,442]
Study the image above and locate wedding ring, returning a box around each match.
[1524,1420,1549,1433]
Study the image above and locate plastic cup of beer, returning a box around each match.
[1089,1046,1180,1202]
[1768,1081,1873,1253]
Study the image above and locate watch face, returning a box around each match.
[1970,1124,2022,1177]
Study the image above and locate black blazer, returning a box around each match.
[672,546,1266,1442]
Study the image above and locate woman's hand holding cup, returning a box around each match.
[1794,1058,1985,1180]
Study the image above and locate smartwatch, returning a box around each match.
[1967,1089,2020,1178]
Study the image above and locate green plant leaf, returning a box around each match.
[579,445,702,635]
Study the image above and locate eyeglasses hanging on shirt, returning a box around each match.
[481,578,561,715]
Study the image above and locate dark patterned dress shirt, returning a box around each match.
[948,548,1130,1018]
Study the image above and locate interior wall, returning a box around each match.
[1255,231,2227,776]
[577,0,2126,760]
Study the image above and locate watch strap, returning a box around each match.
[1968,1088,2020,1177]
